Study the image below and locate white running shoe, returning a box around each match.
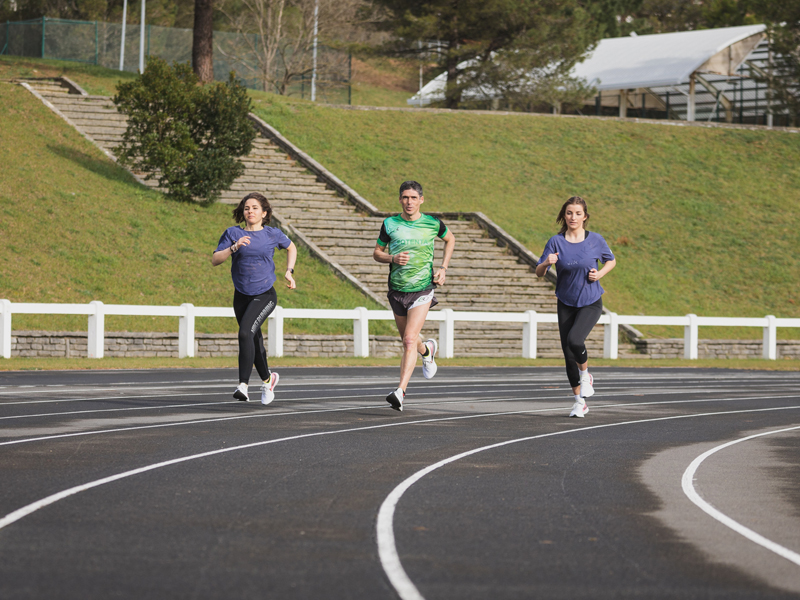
[570,399,588,418]
[233,383,250,402]
[580,371,595,398]
[261,372,279,405]
[386,387,404,411]
[421,339,438,380]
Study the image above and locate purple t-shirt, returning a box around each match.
[216,226,291,296]
[537,231,615,308]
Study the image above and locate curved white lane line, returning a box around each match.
[376,406,800,600]
[681,425,800,566]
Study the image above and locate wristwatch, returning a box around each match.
[230,243,237,253]
[288,268,294,274]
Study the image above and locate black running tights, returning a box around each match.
[557,298,603,388]
[233,288,277,384]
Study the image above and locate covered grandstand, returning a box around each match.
[408,25,795,127]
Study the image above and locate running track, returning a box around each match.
[0,367,799,599]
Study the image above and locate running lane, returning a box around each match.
[0,367,798,599]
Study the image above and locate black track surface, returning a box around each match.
[1,366,799,599]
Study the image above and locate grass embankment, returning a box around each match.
[251,95,800,340]
[0,79,392,336]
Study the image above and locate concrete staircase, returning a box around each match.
[19,77,638,358]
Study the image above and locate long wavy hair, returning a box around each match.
[556,196,590,235]
[233,192,273,226]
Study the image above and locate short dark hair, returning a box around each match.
[556,196,590,235]
[233,192,273,226]
[399,180,423,197]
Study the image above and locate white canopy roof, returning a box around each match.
[409,24,767,105]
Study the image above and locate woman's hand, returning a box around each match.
[545,252,559,266]
[588,268,600,282]
[285,270,296,289]
[433,268,447,286]
[234,236,251,251]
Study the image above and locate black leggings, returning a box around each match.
[233,288,277,384]
[557,298,603,388]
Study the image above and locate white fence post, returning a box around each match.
[0,299,11,359]
[87,300,105,359]
[179,303,195,358]
[684,313,698,360]
[354,306,369,358]
[604,312,619,359]
[268,305,284,357]
[522,310,537,359]
[439,308,455,359]
[763,315,777,360]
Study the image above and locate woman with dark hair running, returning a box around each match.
[535,196,616,418]
[212,192,297,405]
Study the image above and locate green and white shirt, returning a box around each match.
[377,214,449,292]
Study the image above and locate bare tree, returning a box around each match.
[193,0,215,82]
[219,0,361,94]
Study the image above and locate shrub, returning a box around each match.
[113,57,257,204]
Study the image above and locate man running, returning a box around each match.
[373,180,456,411]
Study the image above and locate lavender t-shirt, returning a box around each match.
[537,231,615,308]
[216,226,291,296]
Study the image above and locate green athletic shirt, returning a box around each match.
[377,214,449,292]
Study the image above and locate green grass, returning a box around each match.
[0,80,391,336]
[2,356,799,371]
[250,95,800,340]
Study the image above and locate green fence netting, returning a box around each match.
[1,17,351,103]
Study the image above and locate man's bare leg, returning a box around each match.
[393,302,431,392]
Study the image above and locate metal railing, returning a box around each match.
[1,300,798,360]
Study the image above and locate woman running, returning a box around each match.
[535,196,616,418]
[212,192,297,405]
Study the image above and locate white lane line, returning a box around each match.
[2,391,799,447]
[681,426,800,567]
[376,406,800,600]
[1,401,797,538]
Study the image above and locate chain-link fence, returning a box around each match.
[0,17,351,103]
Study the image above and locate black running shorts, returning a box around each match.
[387,288,438,317]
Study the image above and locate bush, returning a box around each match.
[113,57,257,204]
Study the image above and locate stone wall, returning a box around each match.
[7,330,800,360]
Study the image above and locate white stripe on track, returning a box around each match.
[376,406,800,600]
[2,392,799,447]
[1,403,797,539]
[681,426,800,566]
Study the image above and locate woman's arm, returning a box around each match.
[535,252,559,278]
[283,242,297,289]
[211,236,250,266]
[588,258,616,282]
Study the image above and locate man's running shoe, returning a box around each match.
[233,383,250,402]
[421,339,438,379]
[570,399,588,418]
[580,371,595,398]
[386,387,405,412]
[261,372,279,405]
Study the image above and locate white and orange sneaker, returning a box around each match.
[570,399,588,418]
[261,372,280,405]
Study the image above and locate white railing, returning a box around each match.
[1,300,798,360]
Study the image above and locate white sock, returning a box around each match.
[580,368,588,376]
[574,394,583,403]
[239,382,248,392]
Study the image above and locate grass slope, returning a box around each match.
[251,96,800,339]
[0,80,390,335]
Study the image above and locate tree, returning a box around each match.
[367,0,604,110]
[193,0,215,81]
[113,57,257,204]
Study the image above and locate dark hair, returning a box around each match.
[399,180,423,197]
[233,192,273,226]
[556,196,590,235]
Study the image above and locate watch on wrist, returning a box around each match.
[288,268,294,274]
[230,243,237,253]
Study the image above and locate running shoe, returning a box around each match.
[261,372,280,405]
[233,383,250,402]
[579,371,595,398]
[570,399,588,418]
[421,339,438,379]
[386,387,405,412]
